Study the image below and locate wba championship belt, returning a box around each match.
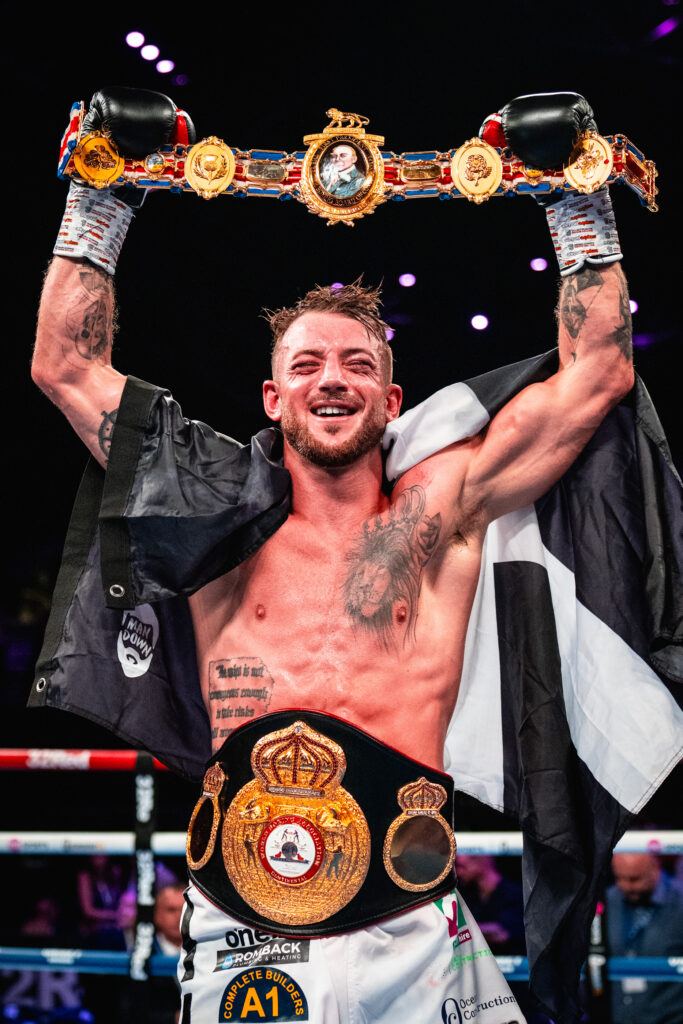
[186,711,457,935]
[58,104,659,226]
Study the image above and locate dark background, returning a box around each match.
[2,4,680,829]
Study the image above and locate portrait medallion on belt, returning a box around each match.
[300,109,389,225]
[222,720,371,926]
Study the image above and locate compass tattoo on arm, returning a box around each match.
[98,408,118,464]
[342,485,441,649]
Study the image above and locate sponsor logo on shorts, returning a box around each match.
[219,967,308,1021]
[450,948,493,971]
[436,892,472,948]
[441,993,519,1022]
[117,604,159,679]
[215,926,310,971]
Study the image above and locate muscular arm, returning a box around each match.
[465,262,634,522]
[32,256,126,467]
[406,262,634,534]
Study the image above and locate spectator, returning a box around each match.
[455,854,525,953]
[607,852,683,1024]
[77,855,127,948]
[116,883,186,1024]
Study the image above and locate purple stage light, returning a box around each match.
[629,299,639,314]
[173,73,189,86]
[530,257,548,272]
[331,282,343,290]
[633,334,654,348]
[398,273,416,287]
[471,315,489,331]
[156,59,175,73]
[649,15,679,38]
[385,328,395,341]
[126,31,145,48]
[140,44,160,61]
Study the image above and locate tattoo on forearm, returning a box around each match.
[65,268,115,361]
[558,264,632,362]
[342,485,441,650]
[614,270,633,360]
[98,408,118,462]
[558,266,605,340]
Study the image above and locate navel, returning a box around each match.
[395,604,408,624]
[255,603,266,620]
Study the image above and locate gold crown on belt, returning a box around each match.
[251,720,346,796]
[397,777,448,815]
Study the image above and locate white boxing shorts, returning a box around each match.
[178,883,526,1024]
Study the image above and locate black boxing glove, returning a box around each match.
[479,91,597,169]
[82,85,196,160]
[54,87,196,273]
[82,86,196,208]
[479,92,622,276]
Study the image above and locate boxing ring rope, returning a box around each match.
[2,748,681,985]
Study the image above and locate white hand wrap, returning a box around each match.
[53,182,134,275]
[544,188,622,277]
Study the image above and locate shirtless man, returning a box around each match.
[32,88,632,1024]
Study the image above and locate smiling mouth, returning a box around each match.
[311,405,357,417]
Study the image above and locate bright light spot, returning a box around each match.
[471,315,489,331]
[650,14,679,37]
[398,273,416,287]
[156,59,175,73]
[530,257,548,272]
[173,73,189,86]
[385,328,395,341]
[629,299,639,314]
[140,44,160,61]
[126,31,145,48]
[331,282,343,291]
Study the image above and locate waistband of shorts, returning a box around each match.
[186,709,456,937]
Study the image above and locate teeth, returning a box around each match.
[313,407,352,416]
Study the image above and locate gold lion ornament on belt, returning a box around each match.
[186,711,457,936]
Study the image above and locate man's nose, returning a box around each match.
[319,355,347,389]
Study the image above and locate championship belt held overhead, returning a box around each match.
[59,104,659,225]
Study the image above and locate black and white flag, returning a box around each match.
[384,349,683,1023]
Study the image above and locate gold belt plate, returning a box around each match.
[222,720,371,926]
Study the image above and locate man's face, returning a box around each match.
[264,312,401,468]
[612,853,661,905]
[154,887,185,946]
[329,145,356,173]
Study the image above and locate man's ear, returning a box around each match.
[385,384,403,423]
[263,380,282,421]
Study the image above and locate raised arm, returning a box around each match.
[398,93,634,530]
[33,255,125,467]
[32,88,196,467]
[460,258,633,522]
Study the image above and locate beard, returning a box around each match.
[280,407,386,467]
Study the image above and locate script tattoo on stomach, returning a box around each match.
[208,657,274,743]
[342,485,441,650]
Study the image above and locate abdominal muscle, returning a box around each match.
[189,518,481,769]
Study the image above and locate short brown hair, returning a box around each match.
[265,280,393,381]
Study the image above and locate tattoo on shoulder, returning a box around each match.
[65,268,114,361]
[342,485,441,650]
[98,409,118,462]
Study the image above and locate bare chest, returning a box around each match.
[189,507,482,763]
